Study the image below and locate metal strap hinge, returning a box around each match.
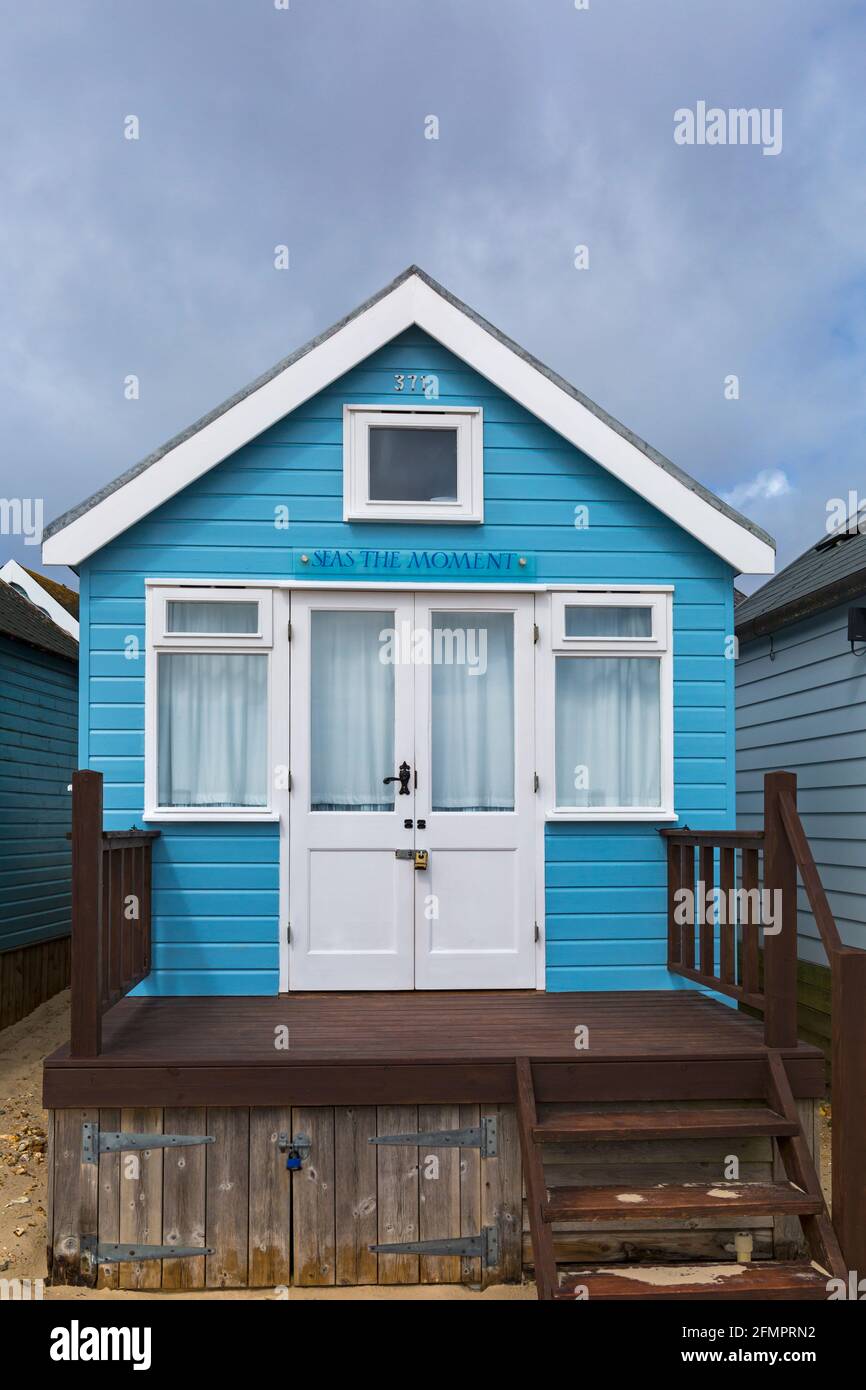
[370,1226,499,1267]
[82,1122,214,1165]
[80,1236,213,1269]
[370,1115,497,1157]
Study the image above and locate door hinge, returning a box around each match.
[534,921,540,943]
[286,922,291,943]
[533,773,540,793]
[533,623,539,644]
[287,620,292,640]
[82,1123,214,1165]
[370,1116,498,1157]
[369,1227,500,1267]
[80,1236,214,1270]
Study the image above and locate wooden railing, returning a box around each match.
[70,770,159,1057]
[662,769,866,1275]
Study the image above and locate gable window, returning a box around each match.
[545,591,674,821]
[343,406,483,522]
[145,587,275,820]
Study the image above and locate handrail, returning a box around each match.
[661,770,866,1276]
[777,791,844,955]
[70,770,159,1057]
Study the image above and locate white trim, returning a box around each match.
[142,578,674,594]
[551,590,667,652]
[343,405,483,523]
[0,559,79,640]
[538,589,677,823]
[43,273,774,573]
[152,585,273,647]
[143,583,280,822]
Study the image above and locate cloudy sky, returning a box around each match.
[2,0,864,591]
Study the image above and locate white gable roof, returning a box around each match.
[42,267,774,573]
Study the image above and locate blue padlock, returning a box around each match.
[278,1132,310,1171]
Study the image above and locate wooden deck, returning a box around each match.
[43,989,825,1107]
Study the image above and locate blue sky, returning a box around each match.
[2,0,864,590]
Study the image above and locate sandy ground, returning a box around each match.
[0,989,831,1302]
[0,991,534,1301]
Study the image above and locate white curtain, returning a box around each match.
[167,600,258,634]
[311,610,395,811]
[564,605,652,638]
[431,611,514,812]
[555,657,661,808]
[158,653,268,807]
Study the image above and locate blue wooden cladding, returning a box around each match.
[0,636,77,953]
[80,328,736,995]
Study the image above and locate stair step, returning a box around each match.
[556,1260,829,1301]
[532,1106,798,1144]
[543,1180,822,1223]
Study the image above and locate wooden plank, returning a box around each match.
[376,1105,419,1285]
[162,1106,208,1290]
[118,1107,163,1290]
[533,1107,796,1142]
[51,1107,99,1286]
[43,1051,828,1109]
[481,1102,522,1286]
[291,1107,335,1286]
[544,1181,820,1222]
[96,1107,121,1289]
[334,1105,378,1286]
[666,839,682,967]
[557,1260,827,1301]
[680,844,695,969]
[515,1059,557,1301]
[719,847,735,985]
[831,948,866,1276]
[458,1103,481,1285]
[418,1103,461,1284]
[763,771,799,1048]
[205,1107,249,1288]
[778,792,843,953]
[699,844,715,978]
[70,771,103,1057]
[249,1107,291,1288]
[741,847,761,998]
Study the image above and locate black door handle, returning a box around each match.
[383,761,412,795]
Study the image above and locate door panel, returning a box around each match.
[413,596,536,989]
[290,593,415,989]
[289,590,536,991]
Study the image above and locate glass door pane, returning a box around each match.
[430,610,515,812]
[311,610,395,811]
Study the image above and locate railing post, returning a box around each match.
[762,771,798,1048]
[70,770,103,1057]
[831,948,866,1276]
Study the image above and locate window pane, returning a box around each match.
[555,657,661,808]
[158,653,268,807]
[564,605,652,638]
[166,600,259,634]
[431,611,514,812]
[368,427,458,502]
[311,610,395,811]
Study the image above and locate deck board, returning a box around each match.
[43,991,825,1108]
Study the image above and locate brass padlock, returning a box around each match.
[414,850,429,871]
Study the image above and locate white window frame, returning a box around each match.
[144,585,279,822]
[539,589,675,823]
[343,405,484,523]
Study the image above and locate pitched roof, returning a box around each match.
[735,523,866,640]
[42,266,775,574]
[22,566,79,618]
[0,580,79,661]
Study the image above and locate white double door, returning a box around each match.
[289,590,536,990]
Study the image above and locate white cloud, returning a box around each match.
[722,469,792,510]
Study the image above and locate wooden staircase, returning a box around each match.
[516,1055,846,1302]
